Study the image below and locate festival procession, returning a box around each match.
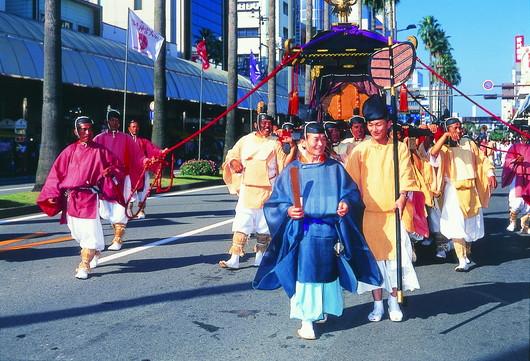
[0,0,528,360]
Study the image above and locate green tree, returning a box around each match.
[418,16,447,118]
[153,0,167,148]
[34,0,62,191]
[223,0,238,157]
[197,28,223,66]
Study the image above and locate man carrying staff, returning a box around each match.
[253,121,382,340]
[94,109,146,251]
[345,95,420,322]
[219,113,296,269]
[430,117,496,272]
[127,119,167,219]
[37,116,123,279]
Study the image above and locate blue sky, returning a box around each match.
[397,0,530,117]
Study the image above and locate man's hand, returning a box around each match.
[336,201,349,217]
[288,206,304,219]
[102,166,113,177]
[488,175,498,189]
[514,154,524,163]
[48,198,57,204]
[229,159,244,173]
[426,124,439,134]
[395,193,408,218]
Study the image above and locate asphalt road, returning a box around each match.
[0,182,529,361]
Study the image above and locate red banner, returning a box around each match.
[196,40,210,70]
[399,84,408,112]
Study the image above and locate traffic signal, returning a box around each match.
[484,94,498,100]
[502,83,515,100]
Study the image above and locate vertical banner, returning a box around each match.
[515,35,524,63]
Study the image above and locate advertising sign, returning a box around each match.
[515,35,524,63]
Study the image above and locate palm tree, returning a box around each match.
[34,0,62,191]
[435,52,461,116]
[304,0,313,107]
[418,15,444,118]
[153,0,167,148]
[197,28,223,66]
[223,0,238,157]
[363,0,385,32]
[267,0,277,119]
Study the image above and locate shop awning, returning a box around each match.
[0,11,289,112]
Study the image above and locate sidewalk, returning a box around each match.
[0,178,224,220]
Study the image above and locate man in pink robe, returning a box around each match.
[37,116,123,279]
[501,139,530,232]
[94,109,146,250]
[127,119,167,219]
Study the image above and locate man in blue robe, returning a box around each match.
[253,122,382,340]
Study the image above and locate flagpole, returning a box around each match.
[249,93,252,132]
[198,67,204,160]
[122,9,130,131]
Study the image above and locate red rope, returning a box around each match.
[165,52,301,154]
[416,57,530,139]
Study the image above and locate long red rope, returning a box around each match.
[416,57,530,139]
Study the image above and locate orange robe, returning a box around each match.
[345,138,419,261]
[222,133,286,209]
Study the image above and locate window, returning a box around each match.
[237,28,259,38]
[283,27,288,39]
[78,25,90,34]
[134,0,142,10]
[283,2,288,15]
[61,20,73,30]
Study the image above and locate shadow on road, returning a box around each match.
[322,281,529,334]
[93,253,228,276]
[0,281,253,328]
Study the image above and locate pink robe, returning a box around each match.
[37,141,123,223]
[501,143,530,204]
[94,131,146,197]
[132,135,164,189]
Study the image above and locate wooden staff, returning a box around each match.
[290,166,302,208]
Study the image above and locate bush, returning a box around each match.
[179,159,218,176]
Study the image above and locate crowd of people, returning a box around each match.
[36,96,530,340]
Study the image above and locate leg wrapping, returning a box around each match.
[254,233,271,253]
[520,214,529,231]
[228,232,247,256]
[78,248,95,271]
[112,223,126,244]
[453,238,466,260]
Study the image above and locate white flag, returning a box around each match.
[128,9,164,61]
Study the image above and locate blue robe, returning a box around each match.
[253,159,382,297]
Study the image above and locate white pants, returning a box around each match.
[356,225,420,294]
[67,214,105,251]
[232,207,269,235]
[508,181,530,214]
[440,181,484,243]
[136,172,151,204]
[99,176,131,224]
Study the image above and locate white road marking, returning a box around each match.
[0,213,47,225]
[0,186,34,192]
[0,185,227,225]
[153,185,226,198]
[98,218,234,264]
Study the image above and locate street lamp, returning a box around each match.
[250,8,268,62]
[396,24,416,33]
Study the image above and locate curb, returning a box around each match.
[0,179,224,220]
